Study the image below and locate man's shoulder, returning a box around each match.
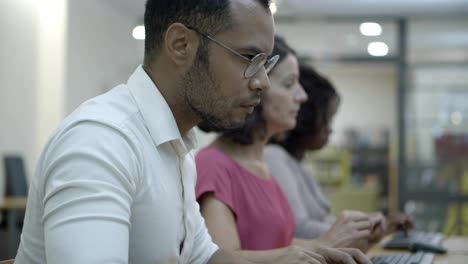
[70,84,140,128]
[47,85,146,153]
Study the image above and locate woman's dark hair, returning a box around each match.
[271,62,340,160]
[198,35,296,145]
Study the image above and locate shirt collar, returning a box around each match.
[127,65,198,155]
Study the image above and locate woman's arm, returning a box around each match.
[200,193,370,264]
[200,194,294,261]
[199,194,326,264]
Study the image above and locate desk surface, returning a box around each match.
[0,197,27,209]
[368,236,468,264]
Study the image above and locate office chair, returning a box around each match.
[4,156,28,197]
[1,156,28,259]
[2,155,28,228]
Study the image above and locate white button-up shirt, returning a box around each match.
[16,66,218,264]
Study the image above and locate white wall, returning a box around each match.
[66,0,143,113]
[0,0,39,196]
[35,0,67,174]
[0,0,68,190]
[316,63,397,146]
[0,0,144,194]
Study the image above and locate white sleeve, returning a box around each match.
[41,122,140,264]
[188,200,219,264]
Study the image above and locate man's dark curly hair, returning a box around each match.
[271,62,340,160]
[143,0,270,63]
[198,35,297,145]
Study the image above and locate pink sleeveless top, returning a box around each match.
[195,147,295,250]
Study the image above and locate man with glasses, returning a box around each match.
[15,0,370,264]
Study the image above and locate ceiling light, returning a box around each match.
[132,25,145,40]
[269,2,277,14]
[360,22,382,36]
[451,111,463,125]
[368,42,389,57]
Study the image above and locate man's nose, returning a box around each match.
[248,68,270,93]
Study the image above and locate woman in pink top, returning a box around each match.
[195,36,372,264]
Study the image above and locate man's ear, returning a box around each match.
[163,23,199,67]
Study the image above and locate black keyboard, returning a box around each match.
[371,253,434,264]
[384,231,443,250]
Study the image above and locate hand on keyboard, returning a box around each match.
[318,210,374,252]
[313,246,372,264]
[387,213,415,235]
[368,212,387,243]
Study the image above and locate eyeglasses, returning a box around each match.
[187,26,280,79]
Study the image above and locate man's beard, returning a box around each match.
[180,55,247,132]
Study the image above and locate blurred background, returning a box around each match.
[1,0,468,259]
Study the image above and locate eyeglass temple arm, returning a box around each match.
[188,26,252,63]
